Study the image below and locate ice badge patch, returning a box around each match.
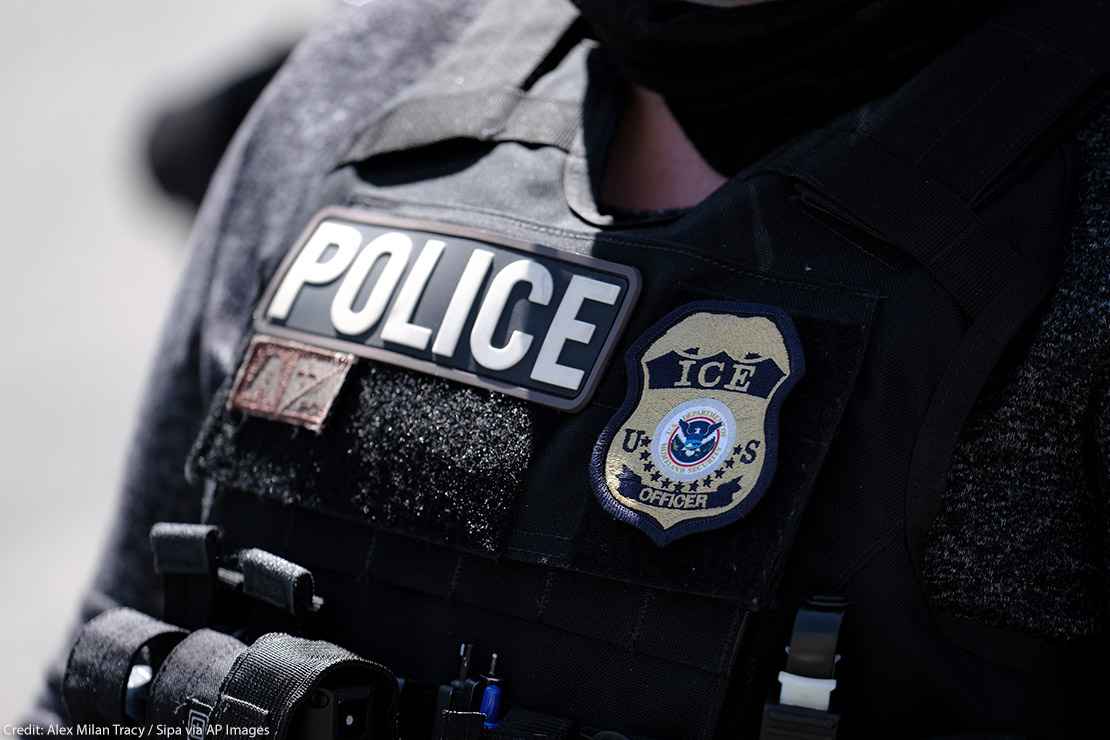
[591,301,804,545]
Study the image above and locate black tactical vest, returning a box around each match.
[183,1,1110,736]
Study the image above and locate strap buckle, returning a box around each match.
[759,596,847,740]
[776,670,837,713]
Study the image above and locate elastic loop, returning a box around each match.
[62,608,186,724]
[149,629,248,731]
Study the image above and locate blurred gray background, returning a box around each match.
[0,0,333,718]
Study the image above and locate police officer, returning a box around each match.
[25,0,1110,738]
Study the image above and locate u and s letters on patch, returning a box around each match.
[592,302,804,546]
[253,208,640,412]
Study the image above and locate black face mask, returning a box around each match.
[572,0,994,173]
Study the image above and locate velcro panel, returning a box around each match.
[191,360,535,555]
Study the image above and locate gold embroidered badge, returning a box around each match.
[592,302,804,545]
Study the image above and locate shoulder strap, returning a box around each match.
[771,0,1110,318]
[862,0,1110,205]
[404,0,581,96]
[342,0,583,163]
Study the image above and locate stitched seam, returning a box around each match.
[628,590,653,651]
[536,570,556,620]
[914,64,1015,167]
[448,554,464,599]
[360,531,378,579]
[795,199,898,271]
[513,529,573,540]
[507,545,572,558]
[346,192,883,298]
[833,521,904,591]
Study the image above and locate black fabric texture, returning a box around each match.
[151,522,221,576]
[207,492,746,738]
[759,704,839,740]
[62,608,186,724]
[189,360,535,555]
[570,0,998,174]
[148,629,247,729]
[923,105,1110,638]
[239,548,316,617]
[150,523,223,628]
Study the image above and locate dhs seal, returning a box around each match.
[591,301,804,545]
[653,399,735,482]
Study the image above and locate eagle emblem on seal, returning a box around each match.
[591,301,804,546]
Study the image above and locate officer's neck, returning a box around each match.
[602,85,728,212]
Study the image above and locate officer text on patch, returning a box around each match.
[255,209,640,411]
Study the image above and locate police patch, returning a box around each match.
[255,208,639,412]
[591,302,804,545]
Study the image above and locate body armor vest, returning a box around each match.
[180,1,1110,736]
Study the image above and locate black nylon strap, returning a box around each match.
[491,709,574,739]
[784,600,846,680]
[438,711,485,740]
[151,523,222,575]
[780,132,1017,318]
[860,8,1107,204]
[239,548,317,617]
[342,88,580,163]
[149,629,248,729]
[151,523,222,628]
[769,1,1107,318]
[759,705,839,740]
[211,633,398,739]
[63,608,187,724]
[340,0,581,165]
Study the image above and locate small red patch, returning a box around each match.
[228,335,355,433]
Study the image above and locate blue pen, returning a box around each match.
[479,652,504,729]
